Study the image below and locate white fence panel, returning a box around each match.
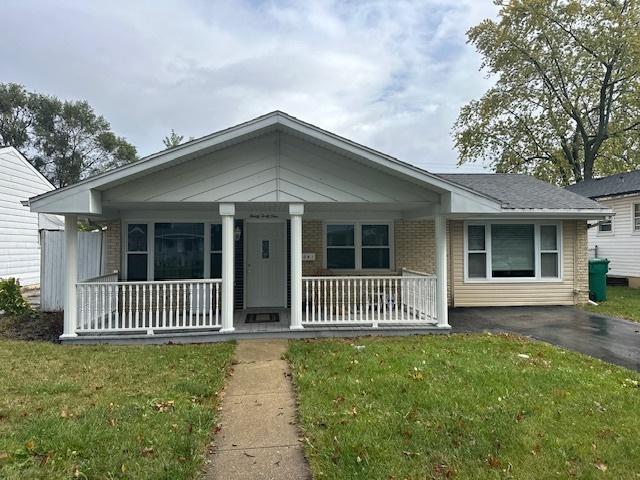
[40,230,107,311]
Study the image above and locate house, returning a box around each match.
[566,171,640,287]
[26,112,610,342]
[0,146,63,287]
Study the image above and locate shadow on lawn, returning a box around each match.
[0,311,63,342]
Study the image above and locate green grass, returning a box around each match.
[0,339,234,479]
[581,286,640,323]
[288,335,640,479]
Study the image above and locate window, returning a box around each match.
[325,222,392,270]
[540,225,559,277]
[491,224,535,277]
[154,223,204,280]
[126,224,148,281]
[598,218,612,233]
[326,224,355,269]
[465,222,561,281]
[361,224,390,269]
[634,204,640,232]
[467,224,486,278]
[211,224,222,278]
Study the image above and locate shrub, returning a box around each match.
[0,278,32,315]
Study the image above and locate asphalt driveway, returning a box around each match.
[450,306,640,371]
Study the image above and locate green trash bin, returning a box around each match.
[588,258,610,302]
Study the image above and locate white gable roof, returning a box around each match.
[28,111,503,216]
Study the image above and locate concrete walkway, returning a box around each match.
[205,340,310,479]
[450,306,640,371]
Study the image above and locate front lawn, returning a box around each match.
[0,339,234,479]
[581,285,640,323]
[288,335,640,479]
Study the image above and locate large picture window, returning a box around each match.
[465,222,561,281]
[154,223,204,280]
[325,222,392,270]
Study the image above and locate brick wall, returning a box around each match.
[302,220,323,275]
[575,220,589,304]
[104,221,121,275]
[394,220,435,274]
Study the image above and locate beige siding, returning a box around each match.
[450,220,586,306]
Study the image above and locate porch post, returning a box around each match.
[220,203,235,333]
[289,203,304,330]
[62,215,78,338]
[434,214,449,327]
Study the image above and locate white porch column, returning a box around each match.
[62,215,78,338]
[220,203,235,333]
[434,214,450,328]
[289,203,304,330]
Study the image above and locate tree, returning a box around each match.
[163,129,184,149]
[0,83,137,187]
[453,0,640,185]
[0,83,32,149]
[30,95,137,188]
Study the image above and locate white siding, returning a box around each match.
[102,131,439,204]
[587,194,640,278]
[0,147,55,286]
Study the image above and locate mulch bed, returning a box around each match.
[0,311,63,343]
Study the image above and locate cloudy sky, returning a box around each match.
[1,0,497,173]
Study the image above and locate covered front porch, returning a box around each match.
[66,202,447,340]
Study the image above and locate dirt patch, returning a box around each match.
[0,311,63,342]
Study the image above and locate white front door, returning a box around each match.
[246,222,286,308]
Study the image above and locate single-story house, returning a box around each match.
[27,112,610,342]
[566,170,640,287]
[0,146,64,287]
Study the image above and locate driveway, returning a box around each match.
[449,306,640,371]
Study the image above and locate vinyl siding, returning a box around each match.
[0,148,54,286]
[450,220,581,306]
[587,194,640,278]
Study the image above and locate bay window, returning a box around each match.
[325,222,392,270]
[465,222,561,281]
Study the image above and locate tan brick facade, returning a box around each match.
[104,221,121,275]
[574,220,589,304]
[302,220,324,275]
[394,220,436,274]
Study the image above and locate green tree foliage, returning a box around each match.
[0,83,32,149]
[162,129,185,149]
[0,83,137,187]
[453,0,640,185]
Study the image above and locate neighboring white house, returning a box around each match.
[27,111,610,342]
[566,171,640,287]
[0,146,63,287]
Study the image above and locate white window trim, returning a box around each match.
[597,216,614,236]
[322,221,395,272]
[463,220,563,283]
[123,220,221,281]
[632,203,640,234]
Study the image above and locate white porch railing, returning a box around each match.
[302,271,437,326]
[76,277,222,334]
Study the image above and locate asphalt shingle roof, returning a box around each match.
[565,170,640,199]
[438,173,605,210]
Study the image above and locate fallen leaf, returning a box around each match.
[594,462,607,472]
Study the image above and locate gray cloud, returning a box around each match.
[1,0,497,172]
